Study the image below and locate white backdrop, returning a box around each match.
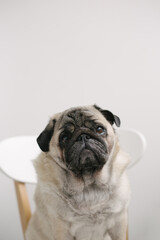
[0,0,160,239]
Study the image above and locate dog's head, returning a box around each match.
[37,105,120,177]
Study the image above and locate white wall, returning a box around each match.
[0,0,160,239]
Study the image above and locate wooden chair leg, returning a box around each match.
[126,227,128,240]
[14,181,31,240]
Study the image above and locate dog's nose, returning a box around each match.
[77,134,90,142]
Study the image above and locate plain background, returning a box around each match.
[0,0,160,239]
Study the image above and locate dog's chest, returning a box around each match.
[68,186,110,214]
[62,187,116,239]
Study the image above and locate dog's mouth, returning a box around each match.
[64,132,108,176]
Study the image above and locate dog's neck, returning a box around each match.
[61,164,111,197]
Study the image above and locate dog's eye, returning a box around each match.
[62,135,68,142]
[96,126,105,135]
[61,133,69,143]
[60,131,71,145]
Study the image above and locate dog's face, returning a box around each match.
[37,105,120,178]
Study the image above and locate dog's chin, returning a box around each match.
[66,148,106,177]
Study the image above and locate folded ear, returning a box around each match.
[94,105,121,127]
[37,119,56,152]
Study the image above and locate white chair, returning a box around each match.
[117,128,147,168]
[0,129,146,240]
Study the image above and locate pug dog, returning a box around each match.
[26,105,130,240]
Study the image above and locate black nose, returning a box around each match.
[77,134,91,142]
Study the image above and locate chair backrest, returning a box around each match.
[0,128,147,183]
[117,128,147,168]
[0,136,39,184]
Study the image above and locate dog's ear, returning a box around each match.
[94,104,121,127]
[37,119,56,152]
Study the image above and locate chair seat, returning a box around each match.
[0,136,40,184]
[0,129,146,184]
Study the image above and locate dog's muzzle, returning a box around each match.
[65,132,107,175]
